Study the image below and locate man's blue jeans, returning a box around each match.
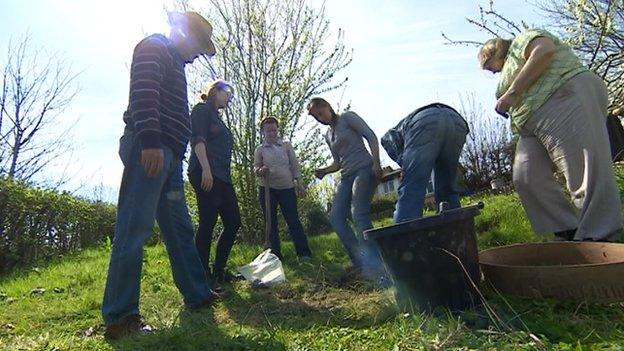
[330,166,382,274]
[102,134,212,325]
[394,106,468,223]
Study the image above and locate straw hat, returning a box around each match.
[168,11,216,56]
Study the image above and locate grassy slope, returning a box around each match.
[1,193,624,350]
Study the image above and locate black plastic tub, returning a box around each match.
[364,203,484,312]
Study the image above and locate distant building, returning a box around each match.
[377,167,401,196]
[377,166,434,196]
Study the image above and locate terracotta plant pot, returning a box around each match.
[480,242,624,302]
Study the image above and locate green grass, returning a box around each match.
[2,192,624,350]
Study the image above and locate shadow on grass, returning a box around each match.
[107,307,286,351]
[218,254,398,333]
[456,287,624,346]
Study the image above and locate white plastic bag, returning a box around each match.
[237,249,286,286]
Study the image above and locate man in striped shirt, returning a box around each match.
[102,11,219,340]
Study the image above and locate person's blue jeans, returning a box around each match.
[330,166,382,275]
[394,106,468,223]
[259,186,312,259]
[102,133,212,325]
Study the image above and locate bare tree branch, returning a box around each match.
[0,34,80,184]
[536,0,624,111]
[458,93,514,190]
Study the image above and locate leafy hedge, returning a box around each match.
[371,194,398,216]
[0,177,116,274]
[297,193,332,236]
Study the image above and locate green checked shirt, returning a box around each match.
[496,28,587,134]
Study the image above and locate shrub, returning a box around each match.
[297,194,331,236]
[0,177,115,274]
[371,193,397,216]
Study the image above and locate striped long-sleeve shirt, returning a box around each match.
[123,34,191,158]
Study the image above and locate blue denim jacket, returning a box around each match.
[381,103,468,167]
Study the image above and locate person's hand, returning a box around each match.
[256,166,269,176]
[372,163,383,179]
[141,148,164,177]
[495,90,518,118]
[295,182,307,197]
[201,168,213,192]
[314,168,326,180]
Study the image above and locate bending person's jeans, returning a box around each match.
[330,166,382,275]
[102,134,212,325]
[394,105,468,222]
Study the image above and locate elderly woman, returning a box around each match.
[307,97,384,279]
[479,29,622,242]
[188,80,241,287]
[253,116,312,261]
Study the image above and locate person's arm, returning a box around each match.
[253,146,268,176]
[194,142,213,191]
[129,36,167,177]
[496,36,556,114]
[368,142,383,179]
[315,162,340,179]
[284,142,302,182]
[285,142,306,196]
[190,104,213,191]
[315,133,341,179]
[345,112,383,178]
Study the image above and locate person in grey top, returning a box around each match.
[307,97,383,280]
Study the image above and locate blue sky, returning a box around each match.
[0,0,544,201]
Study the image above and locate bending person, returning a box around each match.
[381,103,469,222]
[478,28,622,241]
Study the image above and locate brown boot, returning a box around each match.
[104,314,154,340]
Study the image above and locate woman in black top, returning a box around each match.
[188,80,240,287]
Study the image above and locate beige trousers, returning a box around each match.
[513,71,622,241]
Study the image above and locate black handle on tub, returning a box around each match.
[439,201,485,213]
[473,201,485,210]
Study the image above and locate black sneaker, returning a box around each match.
[186,292,219,311]
[211,282,230,299]
[378,275,393,289]
[214,270,244,283]
[298,255,312,263]
[339,265,364,283]
[554,228,576,241]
